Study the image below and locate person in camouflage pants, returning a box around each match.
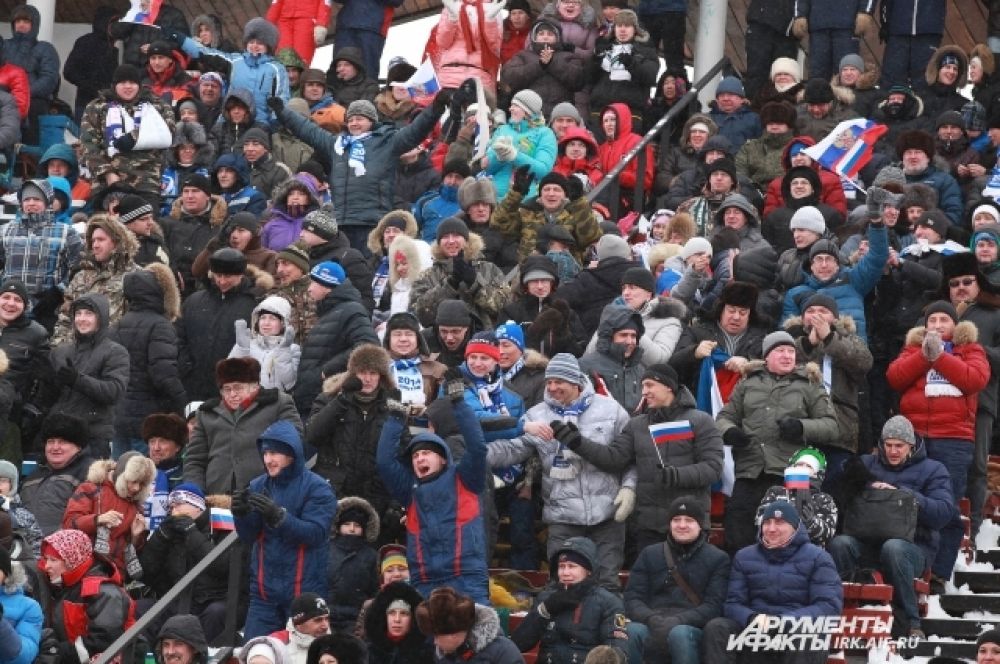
[80,64,176,208]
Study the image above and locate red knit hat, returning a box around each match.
[42,529,92,572]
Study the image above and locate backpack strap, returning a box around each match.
[662,541,702,607]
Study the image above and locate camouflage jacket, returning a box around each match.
[270,276,317,345]
[490,189,602,263]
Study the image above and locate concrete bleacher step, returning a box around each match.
[905,639,979,659]
[922,617,1000,638]
[953,570,1000,593]
[939,593,1000,615]
[975,549,1000,566]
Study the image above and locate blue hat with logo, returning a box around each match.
[309,261,345,288]
[495,320,525,351]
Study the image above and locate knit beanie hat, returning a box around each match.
[839,53,865,73]
[167,483,206,512]
[42,529,92,572]
[545,353,585,386]
[978,629,1000,649]
[538,171,570,195]
[762,331,795,357]
[789,206,826,235]
[882,415,916,445]
[789,447,827,476]
[555,548,593,571]
[465,331,500,360]
[435,299,471,327]
[276,241,311,274]
[379,544,408,574]
[182,173,213,196]
[641,364,678,392]
[290,593,329,625]
[549,102,582,127]
[309,261,346,288]
[117,194,154,224]
[229,212,260,235]
[495,320,525,351]
[0,280,29,307]
[801,293,839,317]
[770,57,801,83]
[436,217,470,241]
[511,89,544,118]
[924,300,959,324]
[595,235,630,260]
[715,76,745,98]
[760,501,800,529]
[302,205,339,240]
[113,64,142,84]
[681,237,713,260]
[666,495,707,524]
[241,127,271,150]
[621,267,656,294]
[19,179,53,205]
[346,100,379,123]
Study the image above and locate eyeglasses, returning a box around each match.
[949,277,977,288]
[220,383,255,396]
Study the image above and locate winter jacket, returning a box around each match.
[484,118,558,201]
[293,282,379,414]
[3,6,60,100]
[180,40,290,127]
[904,164,964,226]
[458,367,526,443]
[433,605,523,664]
[395,151,443,210]
[512,537,628,662]
[707,100,762,152]
[572,386,723,534]
[332,0,403,34]
[20,449,93,536]
[887,322,990,442]
[160,122,215,215]
[669,319,768,392]
[0,562,41,664]
[596,103,655,194]
[794,98,859,144]
[111,268,187,441]
[176,268,270,401]
[735,130,794,192]
[212,153,268,216]
[306,376,398,515]
[583,297,687,365]
[488,384,634,526]
[63,7,120,113]
[48,294,130,449]
[0,310,49,399]
[871,92,934,158]
[139,508,229,608]
[881,0,945,36]
[589,37,659,117]
[783,222,889,341]
[364,582,434,664]
[228,296,300,391]
[159,195,229,297]
[655,114,717,195]
[625,533,729,631]
[502,350,549,408]
[746,0,796,33]
[716,361,840,480]
[763,170,845,253]
[326,48,381,107]
[491,189,602,264]
[857,436,956,568]
[410,234,513,330]
[555,257,638,337]
[413,185,462,244]
[499,293,588,358]
[183,388,303,495]
[377,399,490,604]
[246,153,293,201]
[276,102,443,228]
[261,175,320,251]
[784,315,872,452]
[500,28,586,118]
[210,90,270,158]
[308,233,377,313]
[578,305,648,412]
[109,1,188,66]
[0,65,27,122]
[236,420,337,606]
[762,136,848,217]
[48,559,132,663]
[757,484,838,547]
[431,6,502,93]
[326,499,379,629]
[724,526,843,626]
[552,127,604,191]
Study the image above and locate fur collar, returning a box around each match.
[904,322,979,347]
[784,314,858,336]
[334,496,380,543]
[522,349,549,370]
[466,605,503,653]
[169,194,228,227]
[743,359,823,383]
[431,232,485,261]
[643,296,688,321]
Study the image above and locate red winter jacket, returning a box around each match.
[596,103,653,193]
[553,126,602,188]
[763,135,848,218]
[500,19,530,63]
[0,63,29,119]
[886,322,990,442]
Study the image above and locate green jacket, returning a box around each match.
[490,189,602,263]
[735,130,792,192]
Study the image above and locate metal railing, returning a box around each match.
[587,56,731,220]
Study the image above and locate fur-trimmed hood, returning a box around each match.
[86,455,156,503]
[190,14,224,48]
[926,44,969,88]
[795,83,854,107]
[784,314,858,336]
[522,348,549,370]
[169,194,228,227]
[642,295,687,321]
[81,214,139,273]
[431,232,486,261]
[270,174,320,213]
[1,560,26,593]
[167,121,215,168]
[365,582,427,653]
[251,295,292,336]
[742,359,823,383]
[334,496,380,543]
[904,322,979,347]
[388,235,426,286]
[831,64,879,92]
[972,44,996,78]
[123,262,182,321]
[367,210,419,255]
[206,264,275,295]
[465,604,505,654]
[679,113,717,151]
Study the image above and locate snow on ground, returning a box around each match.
[977,518,1000,551]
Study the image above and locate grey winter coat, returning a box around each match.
[571,387,723,534]
[182,388,303,494]
[579,306,648,412]
[584,297,688,365]
[716,361,840,480]
[487,384,634,526]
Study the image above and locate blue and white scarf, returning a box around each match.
[926,341,962,397]
[392,357,425,404]
[335,131,371,176]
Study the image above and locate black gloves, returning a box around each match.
[113,132,137,153]
[659,465,679,486]
[56,360,78,387]
[231,488,251,518]
[249,493,285,528]
[550,421,582,450]
[511,165,534,195]
[453,78,478,110]
[433,89,454,115]
[564,174,584,201]
[777,418,804,442]
[444,367,466,402]
[617,52,634,69]
[540,588,581,616]
[450,252,477,287]
[723,428,752,449]
[342,375,363,393]
[163,29,186,46]
[267,96,284,114]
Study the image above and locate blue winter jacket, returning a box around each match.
[376,399,490,604]
[37,144,80,187]
[724,526,843,627]
[795,0,874,31]
[414,185,462,243]
[485,119,558,200]
[783,223,888,341]
[4,5,60,100]
[0,566,43,664]
[212,153,268,216]
[455,364,526,442]
[334,0,406,34]
[882,0,946,36]
[637,0,687,14]
[904,165,963,226]
[181,40,290,127]
[235,420,338,608]
[707,101,762,152]
[861,436,956,569]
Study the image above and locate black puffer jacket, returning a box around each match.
[4,5,60,100]
[364,582,434,664]
[140,509,229,611]
[325,47,380,107]
[159,195,228,298]
[176,269,266,401]
[555,256,637,337]
[308,235,376,313]
[326,497,380,630]
[111,267,187,441]
[589,37,659,118]
[293,282,379,414]
[62,6,120,112]
[0,308,49,397]
[762,168,845,253]
[499,293,587,358]
[48,294,130,450]
[109,1,189,67]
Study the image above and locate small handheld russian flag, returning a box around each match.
[210,507,234,532]
[784,467,811,491]
[649,420,693,445]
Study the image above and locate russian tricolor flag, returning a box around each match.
[784,467,811,491]
[210,507,234,532]
[391,59,441,99]
[802,118,888,180]
[649,420,693,445]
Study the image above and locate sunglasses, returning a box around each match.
[948,277,977,288]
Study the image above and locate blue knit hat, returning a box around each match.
[495,321,525,351]
[168,483,206,512]
[309,261,345,288]
[760,501,800,529]
[715,76,745,98]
